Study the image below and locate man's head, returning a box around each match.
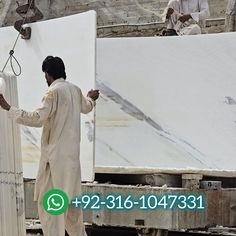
[42,56,67,86]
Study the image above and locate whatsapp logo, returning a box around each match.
[43,189,69,215]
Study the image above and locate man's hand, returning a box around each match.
[166,8,174,19]
[0,94,11,111]
[87,89,99,101]
[178,14,192,23]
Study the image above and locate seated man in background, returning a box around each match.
[225,0,236,32]
[163,0,210,36]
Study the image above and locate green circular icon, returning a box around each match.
[43,189,69,215]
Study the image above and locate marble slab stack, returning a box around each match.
[0,72,26,236]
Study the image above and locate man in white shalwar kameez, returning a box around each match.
[225,0,236,32]
[164,0,210,36]
[0,56,99,236]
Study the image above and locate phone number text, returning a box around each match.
[71,194,206,211]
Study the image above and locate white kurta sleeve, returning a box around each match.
[165,0,181,27]
[190,0,210,22]
[79,89,95,114]
[7,90,56,127]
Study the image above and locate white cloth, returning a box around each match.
[8,78,95,236]
[166,0,210,35]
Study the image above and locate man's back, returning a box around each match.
[41,78,93,163]
[43,79,81,146]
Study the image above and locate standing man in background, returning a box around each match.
[225,0,236,31]
[0,56,99,236]
[163,0,210,36]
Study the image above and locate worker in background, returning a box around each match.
[163,0,210,36]
[0,56,99,236]
[225,0,236,32]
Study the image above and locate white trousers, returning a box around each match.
[37,163,87,236]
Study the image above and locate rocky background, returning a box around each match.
[0,0,228,37]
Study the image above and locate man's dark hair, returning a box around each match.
[42,56,67,80]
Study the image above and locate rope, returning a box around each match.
[10,51,22,76]
[1,0,34,76]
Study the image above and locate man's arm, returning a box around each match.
[0,91,55,127]
[178,14,192,23]
[165,0,179,20]
[190,0,210,22]
[79,89,99,114]
[166,7,174,20]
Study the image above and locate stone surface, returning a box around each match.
[0,0,229,36]
[24,182,236,229]
[95,33,236,173]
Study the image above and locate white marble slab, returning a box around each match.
[0,72,25,236]
[0,11,96,180]
[95,33,236,174]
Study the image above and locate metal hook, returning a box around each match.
[14,0,43,40]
